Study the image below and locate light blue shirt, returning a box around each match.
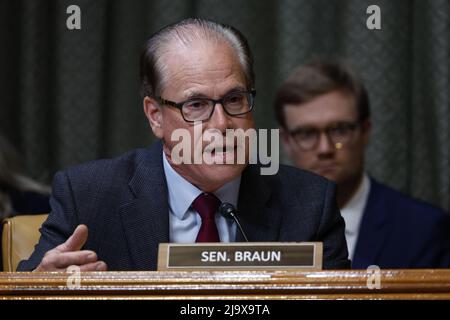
[162,153,239,243]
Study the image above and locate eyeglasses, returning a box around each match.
[288,121,361,151]
[156,89,256,122]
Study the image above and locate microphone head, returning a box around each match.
[219,202,236,220]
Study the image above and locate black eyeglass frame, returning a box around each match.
[156,89,256,123]
[287,121,362,151]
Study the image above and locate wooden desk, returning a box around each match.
[1,269,450,299]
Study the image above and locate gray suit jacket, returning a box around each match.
[18,142,350,271]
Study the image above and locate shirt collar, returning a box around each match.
[162,152,241,219]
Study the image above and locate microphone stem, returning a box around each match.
[232,214,249,242]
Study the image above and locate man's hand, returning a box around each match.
[34,225,108,272]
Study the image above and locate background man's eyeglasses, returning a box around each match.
[157,90,256,122]
[288,122,361,151]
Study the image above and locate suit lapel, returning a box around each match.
[352,178,390,268]
[118,148,281,267]
[236,164,280,242]
[119,142,169,270]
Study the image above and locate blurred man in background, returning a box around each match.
[274,61,450,268]
[0,133,50,270]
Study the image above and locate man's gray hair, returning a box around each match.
[140,18,255,98]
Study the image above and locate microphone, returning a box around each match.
[219,202,249,242]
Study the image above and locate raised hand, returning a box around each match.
[34,225,108,272]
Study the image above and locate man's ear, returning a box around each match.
[361,119,372,146]
[143,96,163,139]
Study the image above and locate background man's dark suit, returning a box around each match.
[352,178,450,269]
[18,142,350,271]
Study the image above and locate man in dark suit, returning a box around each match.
[18,19,349,271]
[274,61,450,269]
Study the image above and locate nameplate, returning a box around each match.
[157,242,322,271]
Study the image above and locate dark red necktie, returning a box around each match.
[192,193,221,242]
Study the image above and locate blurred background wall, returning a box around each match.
[0,0,449,211]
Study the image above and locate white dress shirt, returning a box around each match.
[340,173,371,260]
[162,153,239,243]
